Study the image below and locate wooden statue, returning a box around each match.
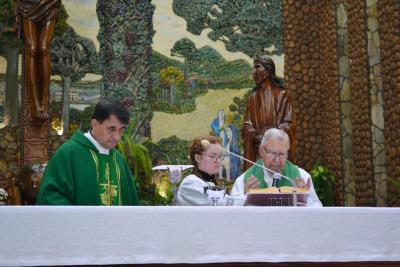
[15,0,61,121]
[243,55,296,170]
[15,0,61,165]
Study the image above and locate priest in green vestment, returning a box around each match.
[231,128,322,207]
[37,99,139,205]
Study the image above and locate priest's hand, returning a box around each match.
[245,175,260,193]
[293,177,311,190]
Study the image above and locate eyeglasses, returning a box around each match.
[202,154,225,161]
[263,148,288,159]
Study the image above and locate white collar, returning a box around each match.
[84,131,110,155]
[262,164,274,187]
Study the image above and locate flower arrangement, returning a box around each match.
[0,188,8,205]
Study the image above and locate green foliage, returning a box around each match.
[0,0,15,36]
[116,120,162,205]
[171,37,200,78]
[49,100,62,114]
[54,4,69,36]
[0,0,20,49]
[152,50,185,72]
[150,50,184,102]
[153,99,196,114]
[160,66,184,86]
[173,0,283,58]
[138,182,173,206]
[118,134,152,183]
[197,46,224,64]
[310,165,336,206]
[386,178,400,207]
[144,136,190,166]
[229,89,251,126]
[227,89,251,150]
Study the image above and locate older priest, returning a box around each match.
[37,99,139,205]
[232,128,321,207]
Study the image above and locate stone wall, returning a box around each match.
[0,126,21,204]
[377,0,400,206]
[346,0,375,206]
[283,0,323,170]
[283,0,345,205]
[366,0,386,206]
[0,126,62,204]
[283,0,398,206]
[337,3,356,206]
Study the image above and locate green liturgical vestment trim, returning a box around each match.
[243,159,300,188]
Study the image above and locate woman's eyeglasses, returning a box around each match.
[202,154,225,161]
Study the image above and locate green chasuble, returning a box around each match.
[37,131,139,205]
[244,159,300,188]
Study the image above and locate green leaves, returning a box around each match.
[310,165,336,206]
[144,136,190,166]
[172,0,284,58]
[117,119,154,204]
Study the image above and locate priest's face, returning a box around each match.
[259,138,289,173]
[195,145,223,176]
[91,114,127,149]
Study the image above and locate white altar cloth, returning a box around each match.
[0,206,399,266]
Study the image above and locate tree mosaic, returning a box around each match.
[159,66,184,105]
[170,37,200,80]
[97,0,155,140]
[50,26,97,137]
[173,0,283,58]
[154,40,252,114]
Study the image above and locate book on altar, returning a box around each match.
[244,186,309,206]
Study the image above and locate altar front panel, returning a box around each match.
[1,206,399,266]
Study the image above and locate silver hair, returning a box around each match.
[261,128,290,148]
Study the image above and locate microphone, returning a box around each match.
[271,173,281,187]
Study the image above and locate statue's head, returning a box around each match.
[253,55,284,89]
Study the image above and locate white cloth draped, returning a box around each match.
[1,206,400,266]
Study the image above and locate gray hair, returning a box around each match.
[261,128,290,148]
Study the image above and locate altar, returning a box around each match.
[1,206,399,267]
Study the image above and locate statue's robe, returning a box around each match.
[243,86,296,170]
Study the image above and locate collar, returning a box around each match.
[84,131,110,155]
[193,168,217,183]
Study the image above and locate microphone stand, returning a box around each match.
[202,140,298,206]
